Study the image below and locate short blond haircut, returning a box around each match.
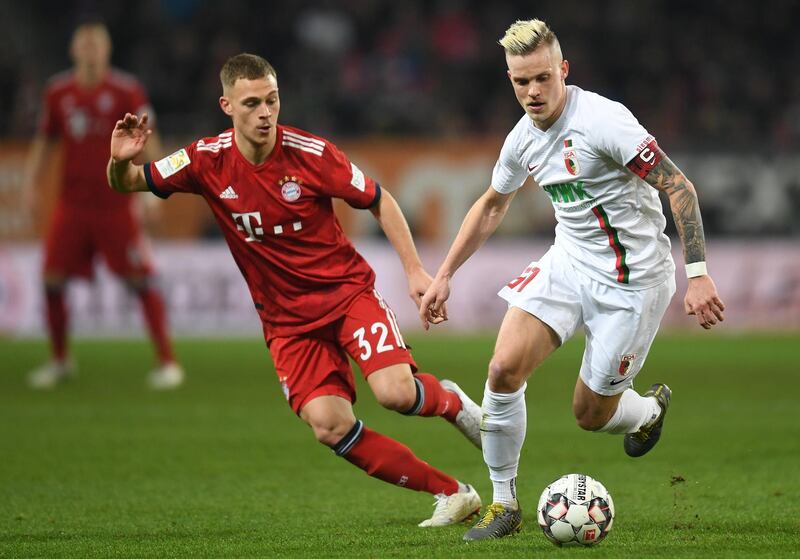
[499,19,561,58]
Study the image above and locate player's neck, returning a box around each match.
[234,130,277,166]
[74,64,108,89]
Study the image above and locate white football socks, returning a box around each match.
[598,388,661,434]
[481,381,527,507]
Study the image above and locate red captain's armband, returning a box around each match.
[626,138,664,179]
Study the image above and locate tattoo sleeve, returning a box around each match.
[633,152,706,264]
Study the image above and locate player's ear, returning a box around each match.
[219,96,233,117]
[561,59,569,80]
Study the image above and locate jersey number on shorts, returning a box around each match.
[353,323,394,360]
[507,266,540,292]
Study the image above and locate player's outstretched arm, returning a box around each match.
[639,153,726,329]
[418,186,516,329]
[107,113,151,193]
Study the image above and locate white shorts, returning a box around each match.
[497,245,676,396]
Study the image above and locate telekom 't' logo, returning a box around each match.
[232,212,264,242]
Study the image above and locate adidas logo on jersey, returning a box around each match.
[219,186,238,199]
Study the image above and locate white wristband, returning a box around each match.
[685,262,707,278]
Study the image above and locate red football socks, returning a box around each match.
[412,373,462,423]
[137,287,175,364]
[337,422,458,496]
[44,288,68,362]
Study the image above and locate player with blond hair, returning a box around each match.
[420,19,725,540]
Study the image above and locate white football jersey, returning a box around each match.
[492,85,674,289]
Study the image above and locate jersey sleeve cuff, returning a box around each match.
[348,182,381,209]
[368,183,382,209]
[143,162,171,199]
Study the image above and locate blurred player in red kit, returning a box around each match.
[22,18,184,389]
[107,53,483,526]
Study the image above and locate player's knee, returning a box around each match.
[368,367,417,412]
[309,416,355,447]
[487,357,526,393]
[374,386,416,412]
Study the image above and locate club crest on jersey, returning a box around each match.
[279,176,303,202]
[618,353,637,375]
[563,139,580,176]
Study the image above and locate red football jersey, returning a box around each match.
[144,125,380,337]
[40,69,153,210]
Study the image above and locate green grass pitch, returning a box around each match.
[1,332,798,558]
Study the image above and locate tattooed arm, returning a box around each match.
[626,143,725,329]
[642,155,706,264]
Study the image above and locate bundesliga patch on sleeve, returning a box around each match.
[154,148,191,178]
[626,138,663,179]
[350,162,365,192]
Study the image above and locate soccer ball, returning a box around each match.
[537,473,615,547]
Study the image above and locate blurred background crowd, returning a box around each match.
[2,0,799,239]
[4,0,799,150]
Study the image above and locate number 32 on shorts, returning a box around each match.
[353,322,395,360]
[507,266,541,292]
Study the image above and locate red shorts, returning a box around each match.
[43,204,154,279]
[266,288,417,414]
